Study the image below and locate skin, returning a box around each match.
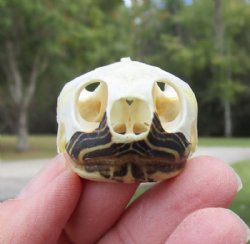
[0,154,249,244]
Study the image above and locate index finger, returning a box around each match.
[64,178,139,243]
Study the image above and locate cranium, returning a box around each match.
[57,58,197,183]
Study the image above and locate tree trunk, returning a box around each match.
[213,0,224,51]
[224,99,232,137]
[213,0,233,137]
[4,41,48,151]
[16,107,29,151]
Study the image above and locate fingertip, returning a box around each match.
[225,209,250,243]
[186,156,240,202]
[166,208,250,244]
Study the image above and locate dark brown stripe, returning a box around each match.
[131,163,145,181]
[113,164,128,177]
[149,113,190,151]
[66,114,112,159]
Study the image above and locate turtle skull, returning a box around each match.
[57,58,197,183]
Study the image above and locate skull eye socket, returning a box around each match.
[76,80,107,124]
[85,82,101,92]
[153,81,181,130]
[156,81,165,91]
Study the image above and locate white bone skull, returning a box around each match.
[57,58,197,183]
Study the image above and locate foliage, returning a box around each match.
[0,0,128,138]
[127,0,250,136]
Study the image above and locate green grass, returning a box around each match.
[128,184,153,205]
[0,135,57,161]
[230,159,250,228]
[198,137,250,147]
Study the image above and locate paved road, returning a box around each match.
[1,147,250,201]
[0,158,50,201]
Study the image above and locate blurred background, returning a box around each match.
[0,0,250,227]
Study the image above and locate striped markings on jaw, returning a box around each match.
[66,113,190,182]
[70,154,187,182]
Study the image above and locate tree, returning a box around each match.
[159,0,249,136]
[0,0,126,151]
[211,0,249,136]
[0,1,62,151]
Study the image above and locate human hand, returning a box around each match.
[0,154,249,244]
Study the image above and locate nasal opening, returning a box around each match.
[126,98,134,106]
[110,97,151,136]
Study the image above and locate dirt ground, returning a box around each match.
[1,146,250,201]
